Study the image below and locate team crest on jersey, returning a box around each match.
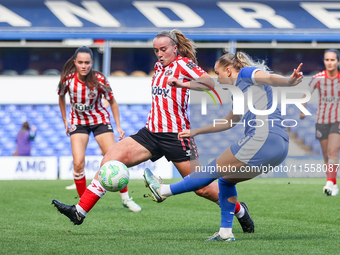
[70,125,77,132]
[88,91,97,99]
[165,69,173,77]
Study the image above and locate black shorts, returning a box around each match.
[70,123,113,137]
[130,127,198,162]
[316,122,340,140]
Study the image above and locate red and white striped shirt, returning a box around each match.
[308,70,340,124]
[58,72,114,126]
[146,55,206,133]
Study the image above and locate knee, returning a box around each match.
[327,149,339,160]
[73,160,85,172]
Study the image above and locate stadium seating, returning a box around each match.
[111,70,127,77]
[130,70,148,77]
[1,70,18,75]
[43,69,61,75]
[22,69,40,75]
[0,103,325,157]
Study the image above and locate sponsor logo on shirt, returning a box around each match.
[186,62,197,69]
[152,86,170,98]
[321,97,340,103]
[73,103,94,112]
[238,135,250,146]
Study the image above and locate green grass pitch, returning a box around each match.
[0,178,339,254]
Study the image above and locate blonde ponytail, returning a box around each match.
[217,52,270,72]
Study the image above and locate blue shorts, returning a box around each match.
[230,132,289,170]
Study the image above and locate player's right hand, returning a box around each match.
[64,121,70,136]
[178,129,191,139]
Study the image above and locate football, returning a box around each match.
[98,160,130,192]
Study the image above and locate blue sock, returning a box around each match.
[218,178,237,228]
[170,159,222,195]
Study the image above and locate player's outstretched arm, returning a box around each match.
[178,111,241,139]
[254,63,303,87]
[168,73,214,91]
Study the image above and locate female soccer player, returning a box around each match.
[57,46,141,212]
[300,49,340,196]
[52,31,253,232]
[144,52,303,241]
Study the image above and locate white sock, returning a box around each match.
[160,184,173,197]
[120,191,129,200]
[219,228,233,238]
[76,205,87,216]
[235,204,245,219]
[326,180,334,186]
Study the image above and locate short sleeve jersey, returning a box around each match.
[58,72,114,126]
[308,70,340,124]
[234,66,289,141]
[146,55,206,133]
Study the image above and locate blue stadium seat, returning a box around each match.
[40,148,55,156]
[0,116,11,125]
[4,123,19,131]
[36,122,50,130]
[304,133,315,147]
[129,105,145,113]
[48,136,60,144]
[54,141,65,150]
[312,140,321,153]
[21,105,35,112]
[4,104,18,112]
[87,140,99,150]
[3,141,16,151]
[27,110,39,119]
[36,141,49,150]
[43,69,61,75]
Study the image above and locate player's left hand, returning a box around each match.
[288,63,304,86]
[117,127,125,141]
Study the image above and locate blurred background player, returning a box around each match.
[300,49,340,196]
[144,52,303,241]
[58,46,141,212]
[13,121,37,156]
[52,30,254,233]
[65,99,112,190]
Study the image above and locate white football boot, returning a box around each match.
[332,184,339,196]
[65,183,77,190]
[122,197,141,212]
[323,181,333,196]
